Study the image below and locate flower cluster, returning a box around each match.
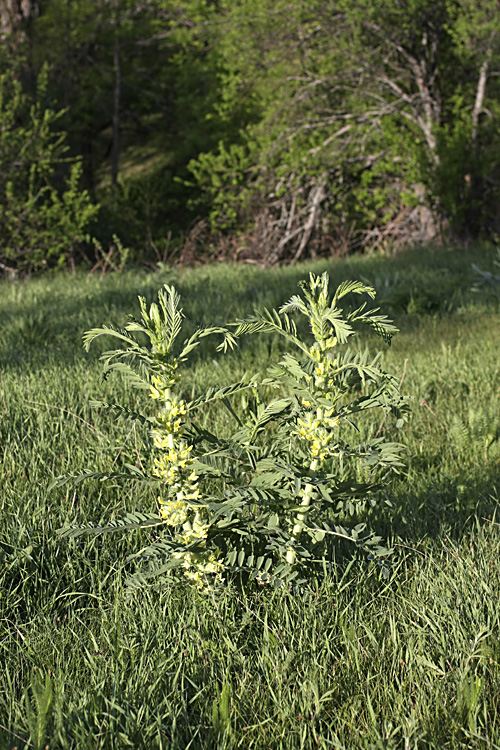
[150,371,224,587]
[294,338,340,465]
[296,409,339,463]
[150,364,180,396]
[308,339,338,393]
[174,549,225,587]
[287,334,341,562]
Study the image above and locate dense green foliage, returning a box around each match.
[1,0,500,270]
[2,247,500,747]
[0,68,98,275]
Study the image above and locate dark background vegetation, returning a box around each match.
[1,0,500,275]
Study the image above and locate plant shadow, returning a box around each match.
[1,244,496,374]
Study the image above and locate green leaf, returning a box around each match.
[57,511,166,539]
[332,279,376,304]
[25,670,54,750]
[83,325,139,353]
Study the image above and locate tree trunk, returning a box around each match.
[471,59,489,143]
[0,0,38,42]
[465,54,492,238]
[111,9,121,190]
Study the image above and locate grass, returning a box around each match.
[1,244,500,749]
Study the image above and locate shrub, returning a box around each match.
[0,68,99,276]
[55,273,409,589]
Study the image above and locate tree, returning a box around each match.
[28,0,223,253]
[0,0,39,46]
[187,0,500,260]
[0,68,99,275]
[2,0,498,268]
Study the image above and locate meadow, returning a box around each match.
[1,245,500,749]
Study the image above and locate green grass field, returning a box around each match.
[1,246,500,749]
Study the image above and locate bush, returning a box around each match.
[0,68,99,276]
[55,273,410,590]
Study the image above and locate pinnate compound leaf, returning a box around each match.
[89,400,153,425]
[332,280,376,304]
[82,325,139,353]
[49,465,148,491]
[187,375,257,411]
[57,511,165,539]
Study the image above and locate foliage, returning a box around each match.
[55,273,409,589]
[185,0,500,257]
[2,0,500,265]
[30,0,223,257]
[0,68,99,275]
[25,670,54,750]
